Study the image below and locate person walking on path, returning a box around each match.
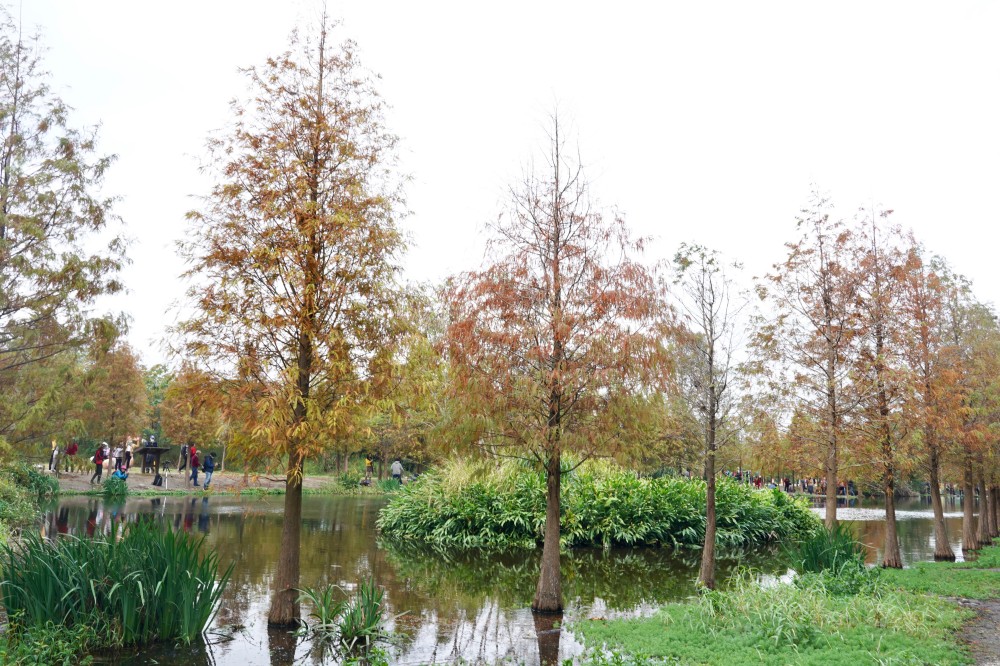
[390,458,403,484]
[90,445,106,484]
[189,448,200,488]
[178,443,189,474]
[112,444,123,471]
[65,440,78,473]
[124,439,133,471]
[202,452,216,489]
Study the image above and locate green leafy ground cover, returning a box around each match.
[378,459,818,551]
[576,542,1000,665]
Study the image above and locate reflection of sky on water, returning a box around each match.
[41,494,969,665]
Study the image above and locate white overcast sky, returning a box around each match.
[18,1,1000,367]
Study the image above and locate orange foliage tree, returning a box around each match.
[179,18,406,625]
[901,251,964,561]
[444,119,670,612]
[754,191,859,528]
[849,208,913,567]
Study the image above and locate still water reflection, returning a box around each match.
[40,493,974,665]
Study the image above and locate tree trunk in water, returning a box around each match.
[267,623,298,666]
[962,461,977,553]
[976,481,990,548]
[879,386,901,568]
[532,453,562,613]
[268,453,304,625]
[533,609,562,665]
[882,466,902,568]
[928,446,955,561]
[699,440,717,589]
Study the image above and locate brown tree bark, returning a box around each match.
[268,451,304,625]
[699,377,718,589]
[962,460,977,553]
[989,486,1000,539]
[976,480,990,548]
[876,346,901,568]
[928,443,956,561]
[824,347,839,530]
[532,452,562,613]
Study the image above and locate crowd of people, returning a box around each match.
[45,436,217,490]
[721,469,858,496]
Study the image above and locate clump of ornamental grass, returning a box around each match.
[0,520,233,653]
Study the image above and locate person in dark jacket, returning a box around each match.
[202,452,216,490]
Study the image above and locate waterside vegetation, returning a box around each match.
[576,535,1000,665]
[378,458,818,551]
[0,521,233,659]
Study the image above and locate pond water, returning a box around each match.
[38,493,976,665]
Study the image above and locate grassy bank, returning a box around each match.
[574,540,1000,665]
[378,458,818,551]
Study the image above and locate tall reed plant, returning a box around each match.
[0,521,233,648]
[785,522,866,574]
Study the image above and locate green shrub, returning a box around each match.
[101,475,128,498]
[340,472,363,489]
[0,467,40,526]
[6,463,60,498]
[378,458,819,551]
[0,521,233,650]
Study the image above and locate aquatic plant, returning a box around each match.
[378,458,819,551]
[0,521,233,650]
[298,578,386,650]
[785,522,866,574]
[338,578,385,649]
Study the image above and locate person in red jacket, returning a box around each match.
[189,448,200,488]
[90,444,106,484]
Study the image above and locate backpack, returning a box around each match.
[152,473,163,487]
[203,455,214,473]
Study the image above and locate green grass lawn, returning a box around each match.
[573,543,1000,665]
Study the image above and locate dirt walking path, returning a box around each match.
[958,598,1000,665]
[53,467,335,494]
